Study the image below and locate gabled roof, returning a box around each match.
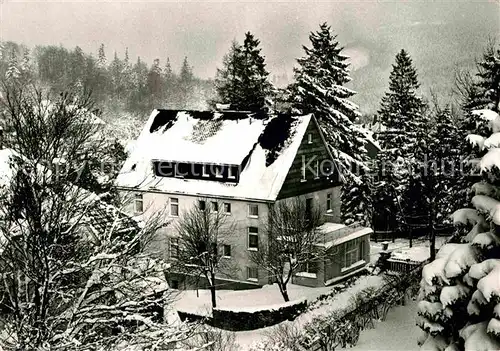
[115,110,314,202]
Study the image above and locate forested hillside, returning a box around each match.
[0,41,215,134]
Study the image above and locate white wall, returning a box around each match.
[120,184,341,285]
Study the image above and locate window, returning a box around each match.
[345,239,362,267]
[170,197,179,216]
[326,193,332,212]
[215,166,223,179]
[248,204,259,217]
[228,166,236,180]
[307,133,313,144]
[305,258,318,274]
[301,156,307,181]
[223,244,231,257]
[248,227,259,250]
[170,237,179,259]
[198,200,206,211]
[247,267,259,281]
[202,164,209,177]
[211,201,219,212]
[134,193,143,214]
[223,202,232,214]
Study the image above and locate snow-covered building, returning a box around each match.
[293,222,372,287]
[116,109,371,287]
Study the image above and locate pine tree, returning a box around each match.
[288,23,370,224]
[97,43,107,68]
[19,48,33,83]
[177,57,194,108]
[5,49,20,81]
[428,106,464,221]
[374,49,428,235]
[214,33,273,112]
[109,51,124,98]
[462,42,500,113]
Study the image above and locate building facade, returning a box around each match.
[116,110,369,288]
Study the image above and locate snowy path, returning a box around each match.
[340,299,419,351]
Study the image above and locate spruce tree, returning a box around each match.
[109,51,124,99]
[177,57,194,109]
[288,23,370,225]
[5,49,20,81]
[147,58,164,107]
[462,42,500,113]
[97,43,107,68]
[214,33,273,112]
[375,49,428,235]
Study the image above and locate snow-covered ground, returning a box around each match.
[370,237,449,264]
[339,299,419,351]
[234,275,385,350]
[173,282,335,316]
[166,238,444,349]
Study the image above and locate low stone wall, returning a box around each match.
[177,298,308,331]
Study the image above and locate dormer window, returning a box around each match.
[202,164,209,178]
[215,165,223,179]
[228,166,236,180]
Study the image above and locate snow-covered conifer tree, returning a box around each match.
[374,49,428,233]
[5,49,20,81]
[417,107,500,350]
[288,23,370,224]
[214,32,273,112]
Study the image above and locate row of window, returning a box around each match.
[169,238,233,259]
[133,194,261,218]
[169,226,259,259]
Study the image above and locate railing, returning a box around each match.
[386,257,427,273]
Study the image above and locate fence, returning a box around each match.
[300,265,424,351]
[386,257,427,273]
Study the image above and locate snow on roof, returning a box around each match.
[144,110,267,165]
[115,110,314,202]
[480,148,500,172]
[317,222,346,234]
[354,124,382,152]
[316,223,372,249]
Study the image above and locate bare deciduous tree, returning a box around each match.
[249,198,323,302]
[0,84,198,350]
[173,200,236,309]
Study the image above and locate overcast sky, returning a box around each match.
[0,0,498,112]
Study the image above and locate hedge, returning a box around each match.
[177,298,308,331]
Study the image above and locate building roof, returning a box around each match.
[316,222,373,249]
[115,110,314,202]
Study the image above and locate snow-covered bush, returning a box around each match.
[417,109,500,350]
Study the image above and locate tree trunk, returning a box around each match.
[205,272,217,308]
[210,272,217,308]
[278,281,290,302]
[429,202,436,261]
[282,287,290,302]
